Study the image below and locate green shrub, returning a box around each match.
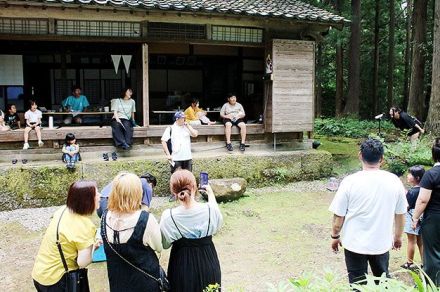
[382,136,434,175]
[267,267,440,292]
[314,118,395,138]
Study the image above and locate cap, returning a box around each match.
[174,111,185,121]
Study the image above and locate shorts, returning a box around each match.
[404,210,421,235]
[171,159,193,173]
[223,118,245,127]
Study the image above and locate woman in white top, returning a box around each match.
[111,88,137,150]
[160,169,223,292]
[0,109,11,132]
[101,172,163,291]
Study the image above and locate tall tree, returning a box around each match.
[344,0,361,116]
[335,0,344,117]
[425,0,440,135]
[408,0,428,119]
[372,0,380,114]
[387,0,395,109]
[403,0,412,110]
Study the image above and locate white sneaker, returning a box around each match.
[38,140,44,147]
[23,142,30,150]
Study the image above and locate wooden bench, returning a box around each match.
[0,124,265,145]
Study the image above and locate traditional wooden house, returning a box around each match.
[0,0,345,148]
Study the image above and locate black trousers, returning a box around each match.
[171,159,193,173]
[34,278,65,292]
[421,212,440,286]
[111,118,133,147]
[344,249,389,284]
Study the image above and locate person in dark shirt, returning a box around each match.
[4,104,21,130]
[401,165,425,270]
[412,138,440,284]
[389,107,424,142]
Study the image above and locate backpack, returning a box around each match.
[167,126,172,154]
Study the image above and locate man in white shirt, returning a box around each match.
[161,111,198,173]
[220,94,246,152]
[329,138,407,285]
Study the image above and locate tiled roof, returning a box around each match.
[40,0,346,26]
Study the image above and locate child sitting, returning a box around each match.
[5,104,21,130]
[0,110,11,132]
[62,133,80,169]
[23,100,43,150]
[184,98,216,126]
[401,165,425,269]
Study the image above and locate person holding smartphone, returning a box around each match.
[161,111,198,173]
[160,169,223,292]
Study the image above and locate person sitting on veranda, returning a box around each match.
[4,104,21,130]
[220,93,246,152]
[62,85,90,124]
[0,109,10,132]
[389,107,425,142]
[184,98,216,126]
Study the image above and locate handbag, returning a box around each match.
[56,207,90,292]
[101,213,170,291]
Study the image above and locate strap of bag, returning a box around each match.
[101,211,161,284]
[56,207,69,273]
[119,99,132,120]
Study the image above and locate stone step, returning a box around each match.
[0,140,312,164]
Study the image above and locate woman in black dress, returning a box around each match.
[101,172,163,291]
[412,138,440,285]
[160,169,223,292]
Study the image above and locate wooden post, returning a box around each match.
[142,43,149,127]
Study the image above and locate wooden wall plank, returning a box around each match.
[142,43,149,127]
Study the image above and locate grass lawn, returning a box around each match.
[0,180,413,292]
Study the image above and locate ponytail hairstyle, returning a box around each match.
[170,169,196,203]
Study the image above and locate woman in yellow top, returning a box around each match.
[184,98,216,126]
[32,180,100,291]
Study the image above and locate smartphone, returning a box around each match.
[200,172,209,190]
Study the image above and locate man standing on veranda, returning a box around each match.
[329,138,407,285]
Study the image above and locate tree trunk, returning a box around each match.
[335,0,344,117]
[387,0,395,109]
[315,43,322,117]
[425,0,440,135]
[408,0,428,119]
[403,0,412,110]
[372,0,380,115]
[344,0,361,116]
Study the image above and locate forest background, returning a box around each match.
[305,0,440,136]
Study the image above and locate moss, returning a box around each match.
[0,150,333,210]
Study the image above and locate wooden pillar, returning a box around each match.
[142,43,149,127]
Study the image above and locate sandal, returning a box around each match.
[12,159,18,164]
[400,262,414,269]
[226,143,233,151]
[103,153,109,161]
[239,143,246,152]
[111,152,118,161]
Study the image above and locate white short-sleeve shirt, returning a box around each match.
[25,109,42,124]
[329,169,407,254]
[161,123,192,161]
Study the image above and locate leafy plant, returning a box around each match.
[314,118,395,138]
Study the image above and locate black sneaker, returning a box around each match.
[103,153,109,161]
[226,143,233,151]
[111,152,118,161]
[12,159,18,164]
[239,143,246,151]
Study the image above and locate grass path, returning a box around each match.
[0,179,413,291]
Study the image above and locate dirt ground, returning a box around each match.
[0,180,412,291]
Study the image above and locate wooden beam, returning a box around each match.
[142,43,149,127]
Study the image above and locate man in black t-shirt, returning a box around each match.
[4,104,21,130]
[389,107,424,142]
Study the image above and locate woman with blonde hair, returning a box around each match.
[160,169,223,292]
[101,172,163,291]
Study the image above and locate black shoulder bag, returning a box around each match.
[167,126,173,154]
[56,207,90,292]
[101,213,170,291]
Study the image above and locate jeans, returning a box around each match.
[344,249,389,284]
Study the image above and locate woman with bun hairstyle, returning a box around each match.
[160,169,223,292]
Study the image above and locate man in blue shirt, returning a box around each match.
[62,85,90,124]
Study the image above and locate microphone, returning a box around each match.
[375,113,384,120]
